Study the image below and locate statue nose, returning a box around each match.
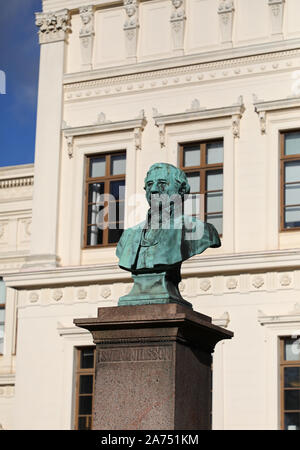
[150,183,159,194]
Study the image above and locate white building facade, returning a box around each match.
[1,0,300,430]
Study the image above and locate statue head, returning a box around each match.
[172,0,183,8]
[144,163,190,206]
[124,0,137,17]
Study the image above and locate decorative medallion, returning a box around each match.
[52,289,63,302]
[29,291,39,303]
[200,279,211,292]
[252,276,264,289]
[77,288,87,300]
[280,274,292,287]
[101,286,111,299]
[227,278,238,290]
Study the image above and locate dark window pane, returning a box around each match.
[206,171,223,191]
[183,145,201,167]
[111,154,126,175]
[284,390,300,411]
[285,161,300,183]
[87,226,103,246]
[285,367,300,388]
[88,183,104,203]
[78,416,92,430]
[88,204,105,226]
[207,141,223,164]
[108,228,124,244]
[90,157,106,178]
[110,180,125,200]
[109,201,125,223]
[79,396,93,415]
[284,412,300,430]
[80,348,95,369]
[206,214,223,235]
[284,206,300,229]
[285,183,300,206]
[285,132,300,156]
[184,194,201,216]
[80,375,94,394]
[186,173,200,193]
[284,338,300,361]
[206,192,223,213]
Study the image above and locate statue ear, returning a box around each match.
[179,182,190,196]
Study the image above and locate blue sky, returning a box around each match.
[0,0,42,167]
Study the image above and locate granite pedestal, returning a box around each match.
[74,303,233,430]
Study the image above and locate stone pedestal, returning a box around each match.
[74,304,233,430]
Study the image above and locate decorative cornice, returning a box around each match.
[0,177,34,189]
[5,249,300,289]
[258,303,300,326]
[153,96,245,146]
[63,110,147,157]
[253,94,300,133]
[35,9,71,44]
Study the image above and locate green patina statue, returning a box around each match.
[116,163,221,307]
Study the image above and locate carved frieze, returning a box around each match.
[123,0,139,60]
[218,0,234,44]
[170,0,186,54]
[35,9,71,44]
[79,5,95,70]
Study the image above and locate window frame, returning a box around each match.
[83,151,126,248]
[74,346,96,430]
[179,139,224,235]
[280,336,300,430]
[280,129,300,232]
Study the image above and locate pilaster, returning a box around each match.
[218,0,234,46]
[79,5,95,71]
[170,0,186,56]
[268,0,285,39]
[29,9,71,268]
[123,0,139,62]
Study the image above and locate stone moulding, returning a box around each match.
[258,304,300,326]
[64,37,300,87]
[153,96,245,146]
[0,177,34,189]
[253,94,300,133]
[62,111,147,157]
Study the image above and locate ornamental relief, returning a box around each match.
[19,271,299,308]
[64,50,300,103]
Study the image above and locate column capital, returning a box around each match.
[35,9,71,44]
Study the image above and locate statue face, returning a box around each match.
[144,167,180,206]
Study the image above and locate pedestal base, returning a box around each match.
[75,304,233,430]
